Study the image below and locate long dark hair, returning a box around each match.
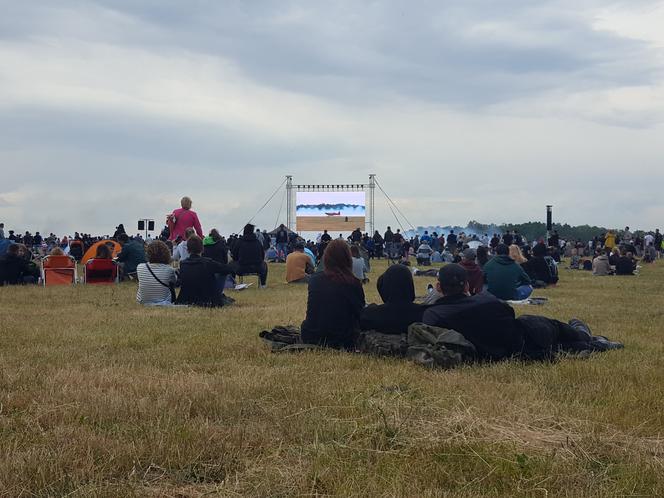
[323,239,360,286]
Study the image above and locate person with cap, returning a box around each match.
[360,264,425,334]
[482,244,533,300]
[459,248,484,295]
[423,264,622,361]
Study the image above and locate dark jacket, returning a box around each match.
[360,265,425,334]
[615,256,635,275]
[116,240,146,274]
[0,254,32,285]
[522,256,558,285]
[232,233,265,268]
[422,293,523,360]
[203,239,228,265]
[459,260,484,295]
[483,255,531,300]
[176,254,233,307]
[301,272,366,349]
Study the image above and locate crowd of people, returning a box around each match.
[0,198,656,363]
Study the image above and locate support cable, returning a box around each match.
[245,177,288,227]
[274,187,287,230]
[374,177,416,231]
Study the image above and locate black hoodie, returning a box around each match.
[360,265,425,334]
[232,232,265,267]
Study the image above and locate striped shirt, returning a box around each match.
[136,263,177,304]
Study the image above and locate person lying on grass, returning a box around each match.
[423,264,623,361]
[360,264,425,335]
[300,239,365,349]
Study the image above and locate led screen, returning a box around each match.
[296,191,365,232]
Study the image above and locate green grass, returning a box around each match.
[1,259,663,497]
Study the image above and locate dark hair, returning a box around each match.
[438,263,468,296]
[187,235,203,255]
[117,233,129,244]
[95,244,112,259]
[495,244,509,256]
[350,245,360,257]
[294,242,305,251]
[146,240,172,264]
[532,242,547,257]
[243,223,255,237]
[6,244,19,256]
[323,239,359,286]
[476,246,489,265]
[209,228,222,242]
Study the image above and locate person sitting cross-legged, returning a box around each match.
[300,239,366,349]
[177,235,234,307]
[423,264,622,362]
[360,264,425,335]
[136,240,177,305]
[483,243,532,300]
[232,223,268,288]
[286,242,314,283]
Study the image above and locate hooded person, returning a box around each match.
[482,244,533,300]
[231,223,268,287]
[360,264,425,334]
[522,242,559,286]
[459,248,484,295]
[202,229,229,265]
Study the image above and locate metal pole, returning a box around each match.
[546,205,552,245]
[286,175,293,231]
[369,174,376,235]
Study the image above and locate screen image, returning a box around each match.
[296,191,366,232]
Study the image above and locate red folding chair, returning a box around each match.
[84,258,118,284]
[41,255,77,286]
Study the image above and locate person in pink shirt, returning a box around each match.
[167,196,203,241]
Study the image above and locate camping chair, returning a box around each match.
[41,255,77,286]
[84,258,119,284]
[236,271,261,287]
[387,242,403,266]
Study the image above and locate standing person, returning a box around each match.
[275,224,289,259]
[167,196,203,241]
[604,230,616,252]
[0,223,4,239]
[301,239,365,349]
[232,223,269,288]
[372,230,384,258]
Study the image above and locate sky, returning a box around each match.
[1,0,663,236]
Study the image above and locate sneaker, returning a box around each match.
[259,284,268,289]
[427,284,434,294]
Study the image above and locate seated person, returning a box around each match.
[522,242,559,286]
[431,250,443,263]
[592,251,612,276]
[116,233,147,278]
[482,244,532,300]
[615,251,636,275]
[0,243,33,285]
[265,245,279,262]
[350,245,368,283]
[85,243,117,282]
[173,227,195,263]
[360,264,425,334]
[177,236,233,307]
[301,239,365,349]
[423,264,621,361]
[285,242,314,283]
[136,240,177,305]
[231,223,268,288]
[608,247,621,266]
[416,242,433,265]
[202,229,229,264]
[458,248,484,295]
[569,249,580,269]
[508,244,527,264]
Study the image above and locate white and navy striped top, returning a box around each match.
[136,263,177,304]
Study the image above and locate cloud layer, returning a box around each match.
[1,0,663,235]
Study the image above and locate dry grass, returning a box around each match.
[1,259,663,497]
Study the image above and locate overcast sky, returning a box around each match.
[1,0,663,236]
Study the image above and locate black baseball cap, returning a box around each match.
[438,263,468,293]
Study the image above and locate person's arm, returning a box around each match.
[193,213,203,238]
[209,259,234,276]
[305,259,314,274]
[116,247,128,262]
[518,266,532,286]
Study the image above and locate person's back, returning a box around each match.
[615,255,635,275]
[0,247,30,285]
[483,246,531,300]
[136,263,176,304]
[203,232,228,264]
[592,254,611,276]
[523,256,557,285]
[286,250,312,283]
[351,256,366,281]
[234,233,264,267]
[116,238,146,274]
[169,197,203,241]
[176,236,232,306]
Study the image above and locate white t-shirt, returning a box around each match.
[644,234,654,246]
[136,263,177,304]
[173,241,189,262]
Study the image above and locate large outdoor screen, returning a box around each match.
[296,191,366,232]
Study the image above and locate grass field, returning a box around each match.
[1,259,663,497]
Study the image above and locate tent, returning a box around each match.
[81,239,122,264]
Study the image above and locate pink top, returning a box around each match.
[169,208,203,241]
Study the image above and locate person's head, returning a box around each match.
[495,244,509,256]
[377,264,415,304]
[184,227,195,240]
[186,235,203,256]
[323,230,328,234]
[350,245,361,258]
[294,242,305,252]
[209,228,222,242]
[243,223,255,238]
[532,242,547,258]
[625,226,630,231]
[181,196,192,210]
[437,263,469,296]
[95,243,112,259]
[612,247,621,256]
[117,233,129,245]
[476,245,489,262]
[626,251,633,258]
[50,247,64,256]
[387,226,391,231]
[323,239,358,285]
[6,244,19,256]
[146,240,172,264]
[462,248,476,262]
